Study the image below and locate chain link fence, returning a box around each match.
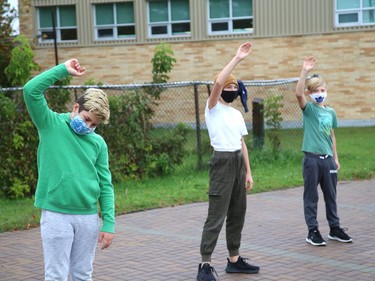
[1,79,303,198]
[1,78,302,173]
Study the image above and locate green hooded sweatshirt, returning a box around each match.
[23,63,115,233]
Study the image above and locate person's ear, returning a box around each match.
[70,103,80,118]
[72,103,79,112]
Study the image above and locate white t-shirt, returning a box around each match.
[205,100,248,152]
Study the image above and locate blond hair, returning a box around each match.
[77,88,110,124]
[305,76,326,93]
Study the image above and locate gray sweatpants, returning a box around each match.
[302,153,340,231]
[40,210,100,281]
[200,150,247,262]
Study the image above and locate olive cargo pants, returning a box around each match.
[200,150,247,262]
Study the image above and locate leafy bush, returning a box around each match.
[262,95,284,152]
[5,35,39,87]
[0,91,38,198]
[143,43,177,98]
[0,0,17,87]
[97,89,188,181]
[44,76,72,112]
[151,43,176,84]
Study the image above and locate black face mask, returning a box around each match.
[221,90,238,103]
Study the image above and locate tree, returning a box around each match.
[5,34,39,87]
[263,94,284,152]
[151,43,176,84]
[0,0,17,87]
[5,34,38,87]
[146,43,176,98]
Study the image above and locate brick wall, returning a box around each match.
[19,3,375,122]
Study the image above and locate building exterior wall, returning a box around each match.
[18,0,375,123]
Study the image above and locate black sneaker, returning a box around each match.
[225,256,260,274]
[328,227,352,243]
[197,263,217,281]
[306,228,326,246]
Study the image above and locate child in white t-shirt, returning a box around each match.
[197,42,259,281]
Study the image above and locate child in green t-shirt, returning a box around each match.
[295,56,352,246]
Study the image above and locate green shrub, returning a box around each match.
[5,34,39,87]
[0,91,38,197]
[262,95,284,152]
[7,178,31,199]
[97,90,188,181]
[151,43,176,84]
[44,77,72,112]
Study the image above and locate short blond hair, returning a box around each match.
[305,76,326,93]
[77,88,110,124]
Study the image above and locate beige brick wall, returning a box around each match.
[19,2,375,123]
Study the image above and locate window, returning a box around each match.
[37,6,77,42]
[94,2,135,40]
[335,0,375,26]
[208,0,253,34]
[148,0,190,37]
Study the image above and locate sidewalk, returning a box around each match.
[0,180,374,281]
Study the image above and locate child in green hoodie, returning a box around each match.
[23,58,115,281]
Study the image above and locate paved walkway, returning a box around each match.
[1,180,374,281]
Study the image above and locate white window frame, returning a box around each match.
[37,6,77,43]
[335,0,375,27]
[207,0,253,35]
[93,2,136,41]
[147,0,191,38]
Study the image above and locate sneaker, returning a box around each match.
[328,227,352,243]
[225,256,260,274]
[306,228,326,246]
[197,263,217,281]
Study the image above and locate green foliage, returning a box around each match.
[97,90,188,181]
[83,78,103,86]
[45,76,72,112]
[146,124,189,176]
[262,95,284,152]
[0,0,16,87]
[144,43,177,99]
[7,178,31,199]
[5,35,39,87]
[151,43,176,84]
[0,91,17,193]
[0,91,16,119]
[0,91,38,198]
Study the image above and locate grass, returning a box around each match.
[1,126,374,233]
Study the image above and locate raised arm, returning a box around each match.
[295,56,315,109]
[208,42,253,110]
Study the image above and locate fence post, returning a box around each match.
[252,97,264,150]
[194,82,203,169]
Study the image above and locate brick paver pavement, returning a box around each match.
[0,180,374,281]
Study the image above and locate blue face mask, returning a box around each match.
[70,114,95,135]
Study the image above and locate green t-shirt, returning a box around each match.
[301,102,337,156]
